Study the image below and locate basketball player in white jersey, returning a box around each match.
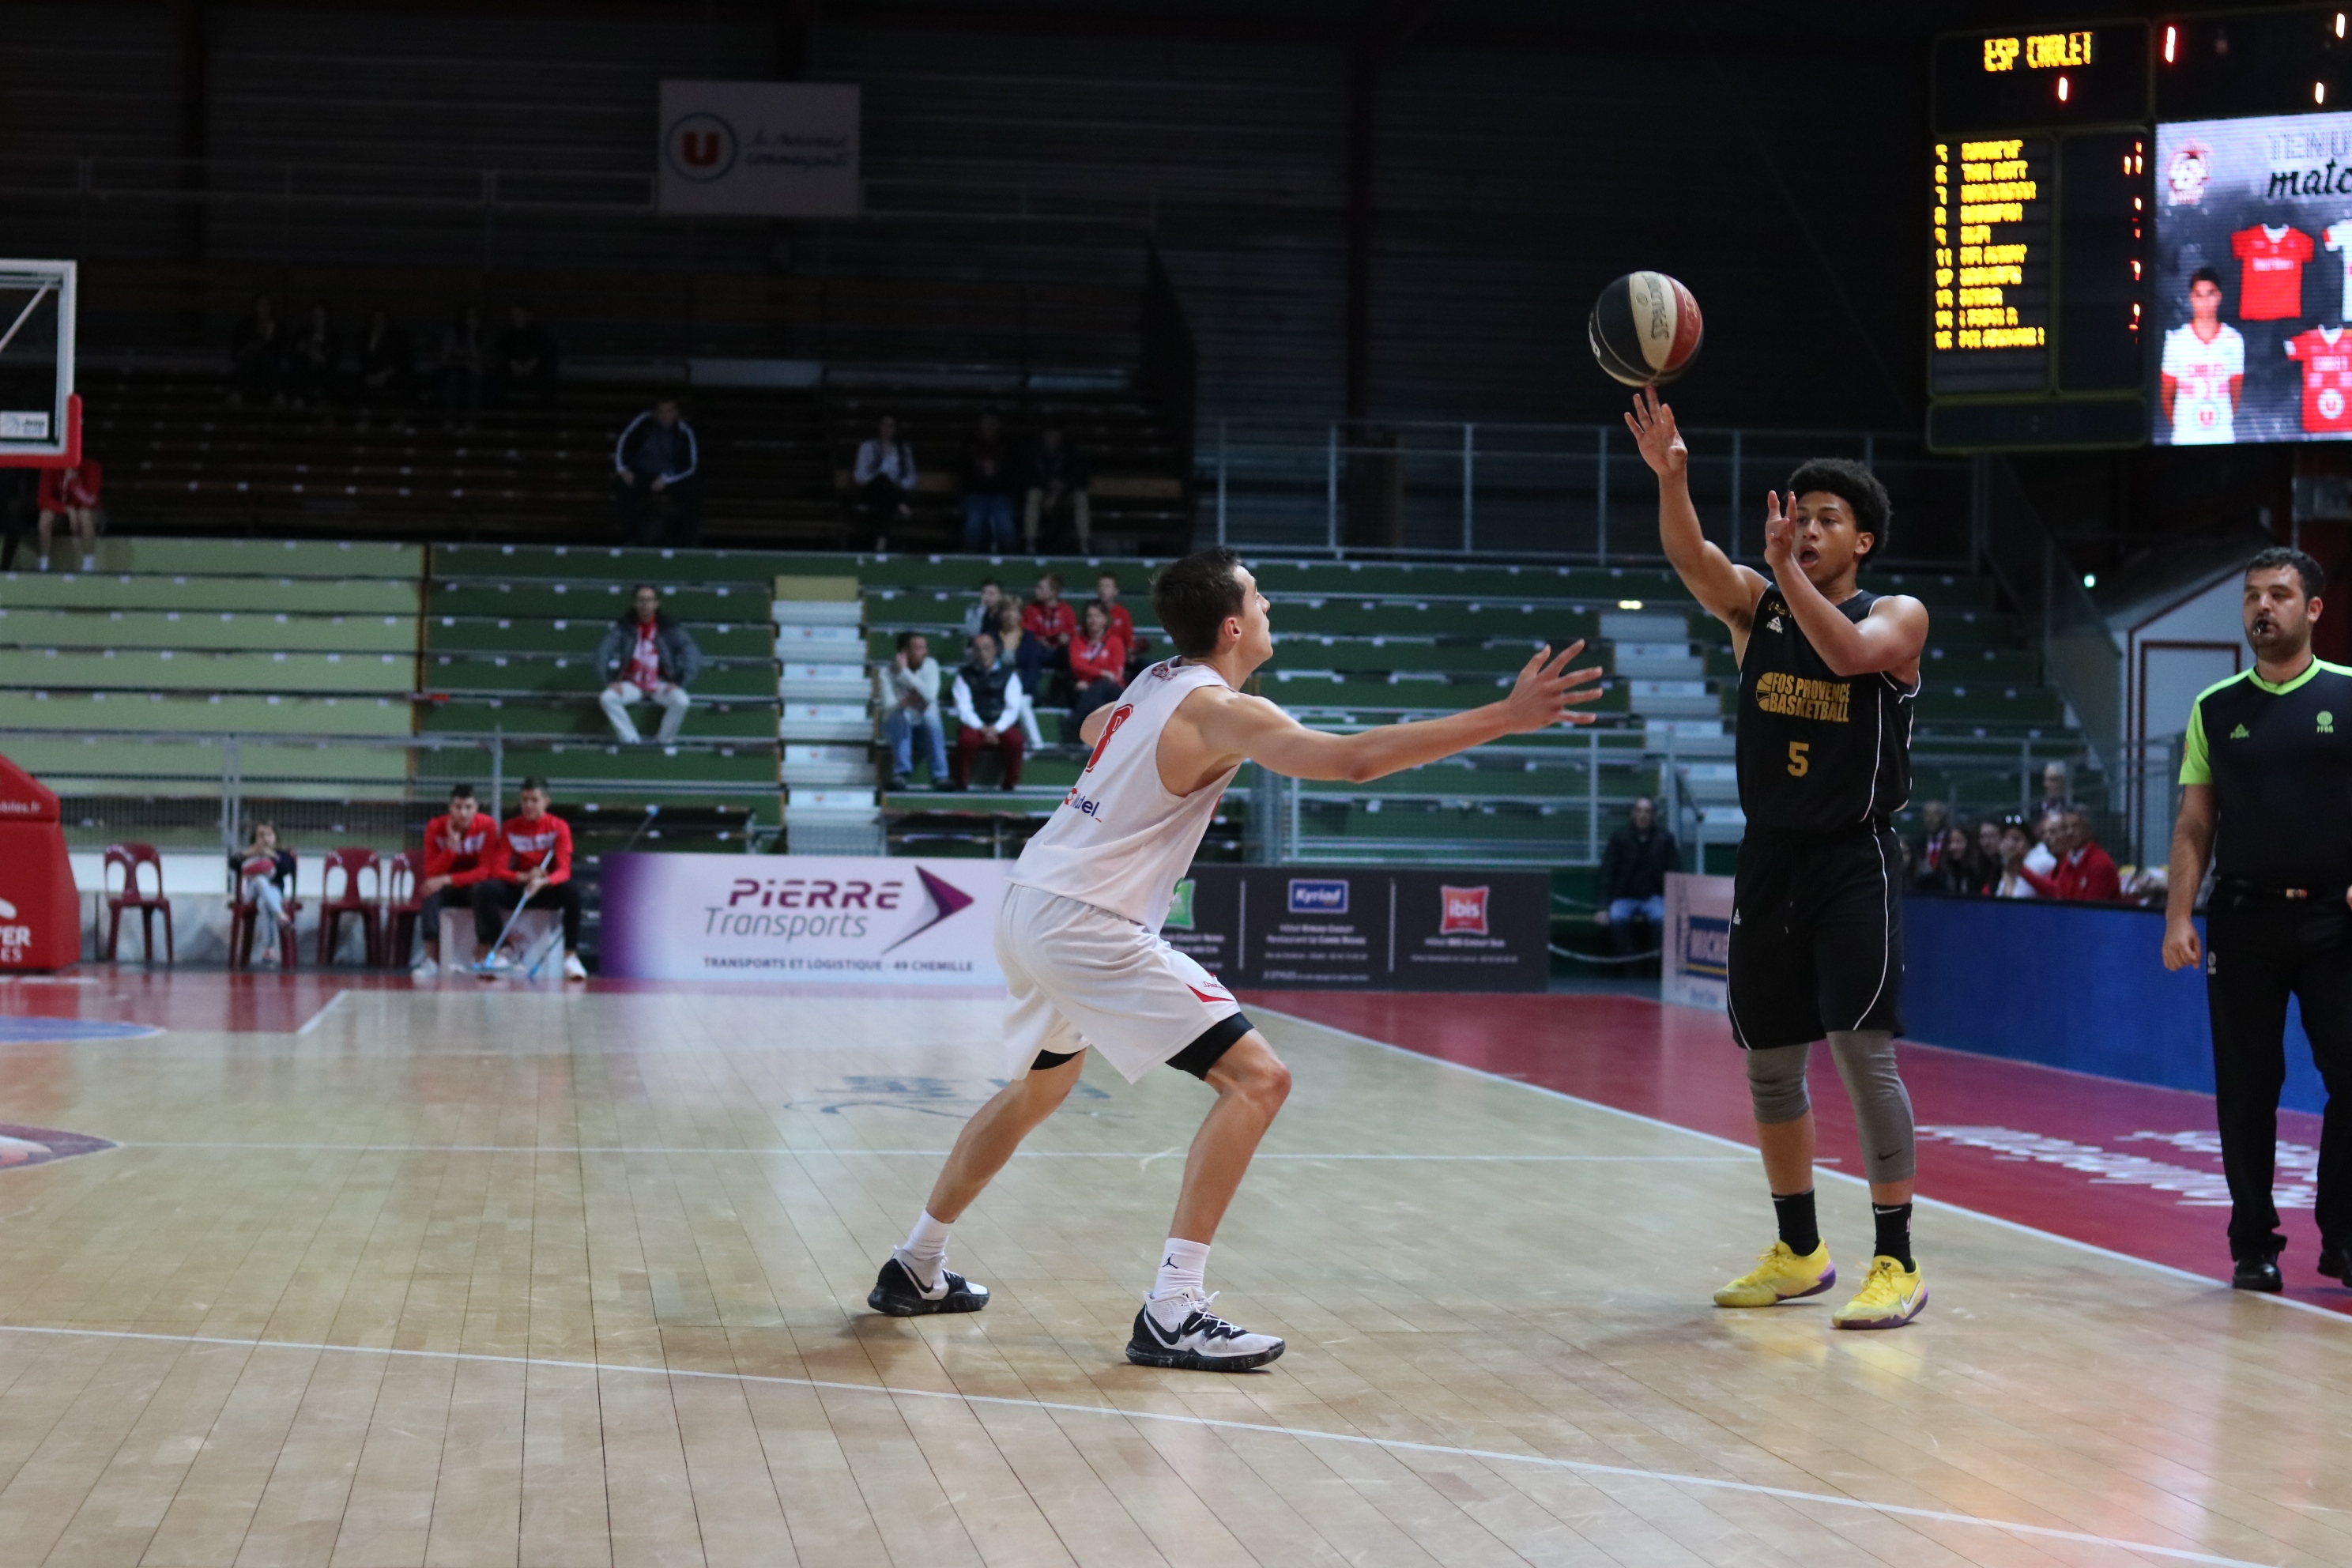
[867,548,1603,1369]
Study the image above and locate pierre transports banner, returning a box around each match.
[1660,871,1735,1012]
[599,854,1008,984]
[657,81,860,217]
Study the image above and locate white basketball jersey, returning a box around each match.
[1008,659,1237,932]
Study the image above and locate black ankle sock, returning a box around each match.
[1772,1190,1819,1256]
[1872,1202,1914,1269]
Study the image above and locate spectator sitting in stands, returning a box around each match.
[1914,824,1985,895]
[993,605,1046,746]
[613,398,700,546]
[1976,817,2003,878]
[435,303,484,427]
[1024,425,1091,552]
[412,782,502,978]
[2021,807,2121,902]
[2022,806,2064,879]
[962,577,1004,639]
[1597,796,1680,955]
[231,821,296,967]
[34,458,103,572]
[961,409,1020,553]
[596,584,703,745]
[228,293,283,405]
[480,778,586,979]
[357,307,414,413]
[1907,800,1949,875]
[285,299,344,406]
[876,630,948,791]
[1093,570,1150,679]
[488,300,558,405]
[1017,570,1076,703]
[2040,760,2076,816]
[854,413,917,531]
[1993,816,2039,898]
[1068,601,1129,728]
[949,631,1029,791]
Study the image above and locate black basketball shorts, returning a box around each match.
[1726,825,1905,1050]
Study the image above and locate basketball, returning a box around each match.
[1589,270,1704,386]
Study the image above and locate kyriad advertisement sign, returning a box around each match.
[599,854,1008,984]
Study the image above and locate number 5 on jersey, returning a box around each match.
[1786,741,1810,778]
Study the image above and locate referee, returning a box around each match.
[2162,547,2352,1293]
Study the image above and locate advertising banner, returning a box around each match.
[657,81,860,217]
[599,854,1006,984]
[1660,871,1735,1012]
[1163,866,1549,992]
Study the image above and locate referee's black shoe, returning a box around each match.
[868,1253,990,1316]
[2320,1245,2352,1285]
[2232,1250,2284,1293]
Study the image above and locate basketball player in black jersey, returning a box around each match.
[1627,388,1932,1329]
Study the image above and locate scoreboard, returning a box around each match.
[1928,7,2352,450]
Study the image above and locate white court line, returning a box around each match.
[109,1141,1743,1162]
[0,1321,2282,1568]
[294,990,349,1036]
[1250,1004,2352,1327]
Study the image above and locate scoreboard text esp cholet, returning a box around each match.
[1928,24,2150,452]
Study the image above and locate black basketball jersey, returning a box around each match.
[1736,587,1917,833]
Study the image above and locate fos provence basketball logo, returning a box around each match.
[663,112,738,182]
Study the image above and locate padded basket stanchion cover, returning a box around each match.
[0,751,82,969]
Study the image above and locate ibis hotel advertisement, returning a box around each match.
[598,854,1009,985]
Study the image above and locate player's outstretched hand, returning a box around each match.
[1624,387,1687,477]
[1498,640,1604,733]
[1761,489,1796,574]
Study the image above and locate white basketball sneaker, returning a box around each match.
[1126,1291,1285,1371]
[410,956,439,979]
[561,954,586,980]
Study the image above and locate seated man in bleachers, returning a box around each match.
[1596,796,1679,958]
[34,458,103,573]
[877,631,949,791]
[412,782,503,978]
[596,584,703,745]
[1023,426,1091,552]
[948,631,1029,791]
[961,409,1020,554]
[488,300,559,406]
[228,292,284,405]
[612,397,700,546]
[479,778,586,979]
[854,414,917,528]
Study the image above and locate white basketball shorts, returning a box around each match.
[996,881,1246,1084]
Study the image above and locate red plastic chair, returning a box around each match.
[383,850,424,967]
[316,847,383,966]
[228,850,301,970]
[101,842,174,964]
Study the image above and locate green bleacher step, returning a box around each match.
[428,581,763,621]
[21,648,416,694]
[422,656,776,699]
[91,538,424,579]
[0,690,412,736]
[425,618,775,658]
[2,573,419,615]
[419,698,782,740]
[3,607,419,654]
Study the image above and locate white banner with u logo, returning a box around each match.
[657,81,861,217]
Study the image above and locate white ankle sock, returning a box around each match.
[897,1210,952,1289]
[1148,1238,1211,1326]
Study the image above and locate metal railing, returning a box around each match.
[1200,420,1978,565]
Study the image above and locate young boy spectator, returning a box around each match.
[1017,571,1076,703]
[854,414,917,526]
[949,631,1029,790]
[231,821,296,967]
[2021,807,2121,902]
[413,782,503,977]
[1067,601,1128,727]
[596,585,703,744]
[34,458,102,572]
[479,778,586,979]
[612,398,700,546]
[962,578,1005,639]
[877,630,948,790]
[1024,426,1090,551]
[961,409,1020,554]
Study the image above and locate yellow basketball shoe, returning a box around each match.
[1713,1241,1836,1307]
[1831,1256,1928,1329]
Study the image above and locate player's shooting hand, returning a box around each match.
[2162,914,2202,972]
[1762,491,1797,574]
[1623,387,1687,477]
[1498,640,1605,733]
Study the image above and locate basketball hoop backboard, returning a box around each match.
[0,260,77,468]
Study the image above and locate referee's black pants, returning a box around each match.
[2207,888,2352,1260]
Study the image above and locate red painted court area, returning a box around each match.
[1250,989,2352,1314]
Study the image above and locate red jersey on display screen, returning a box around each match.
[2233,225,2314,320]
[2288,326,2352,432]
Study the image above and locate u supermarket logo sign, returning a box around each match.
[1438,885,1490,934]
[663,112,738,181]
[1287,878,1349,914]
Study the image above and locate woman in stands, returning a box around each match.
[1069,601,1129,727]
[233,822,296,967]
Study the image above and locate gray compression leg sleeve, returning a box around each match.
[1827,1030,1915,1184]
[1744,1042,1812,1125]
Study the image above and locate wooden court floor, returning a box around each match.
[1,982,2350,1567]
